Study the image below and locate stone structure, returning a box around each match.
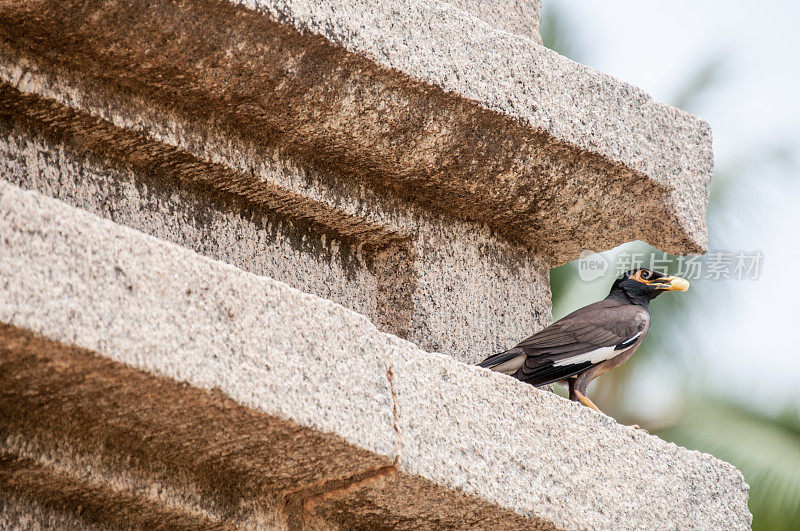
[0,0,748,529]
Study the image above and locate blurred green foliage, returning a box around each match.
[659,400,800,531]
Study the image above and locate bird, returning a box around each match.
[478,268,689,417]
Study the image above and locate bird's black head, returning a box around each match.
[606,268,689,308]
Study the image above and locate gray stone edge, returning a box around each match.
[0,182,748,528]
[237,0,714,199]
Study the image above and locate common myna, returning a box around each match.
[478,268,689,415]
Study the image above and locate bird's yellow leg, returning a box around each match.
[572,390,603,413]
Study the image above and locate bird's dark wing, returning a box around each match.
[479,300,649,386]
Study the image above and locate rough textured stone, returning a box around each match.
[435,0,542,43]
[0,0,711,266]
[237,0,713,256]
[2,495,107,531]
[0,0,736,527]
[0,323,364,530]
[0,454,232,530]
[389,339,751,529]
[0,74,550,363]
[303,471,550,530]
[0,181,396,458]
[0,0,713,362]
[0,183,751,528]
[0,324,537,529]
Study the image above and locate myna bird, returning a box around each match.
[478,268,689,415]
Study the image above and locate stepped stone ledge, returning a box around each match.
[1,183,749,529]
[0,0,743,528]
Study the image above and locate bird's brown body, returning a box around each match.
[558,300,650,397]
[479,269,687,415]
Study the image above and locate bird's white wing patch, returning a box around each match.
[616,330,644,350]
[552,346,616,367]
[552,331,642,367]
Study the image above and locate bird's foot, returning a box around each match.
[626,424,649,434]
[573,390,604,414]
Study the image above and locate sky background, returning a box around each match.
[545,0,800,414]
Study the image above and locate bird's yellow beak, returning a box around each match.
[657,275,690,292]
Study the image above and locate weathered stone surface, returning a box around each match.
[0,0,710,266]
[2,495,107,531]
[0,0,713,364]
[0,0,735,527]
[0,183,751,528]
[303,471,550,530]
[239,0,712,256]
[0,453,232,530]
[390,341,751,529]
[0,181,397,458]
[433,0,542,43]
[0,81,549,363]
[0,324,535,529]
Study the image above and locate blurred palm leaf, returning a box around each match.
[659,400,800,531]
[671,53,730,113]
[540,3,581,62]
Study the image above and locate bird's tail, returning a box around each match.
[477,347,525,375]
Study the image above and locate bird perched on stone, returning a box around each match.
[478,268,689,416]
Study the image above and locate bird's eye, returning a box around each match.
[640,270,651,280]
